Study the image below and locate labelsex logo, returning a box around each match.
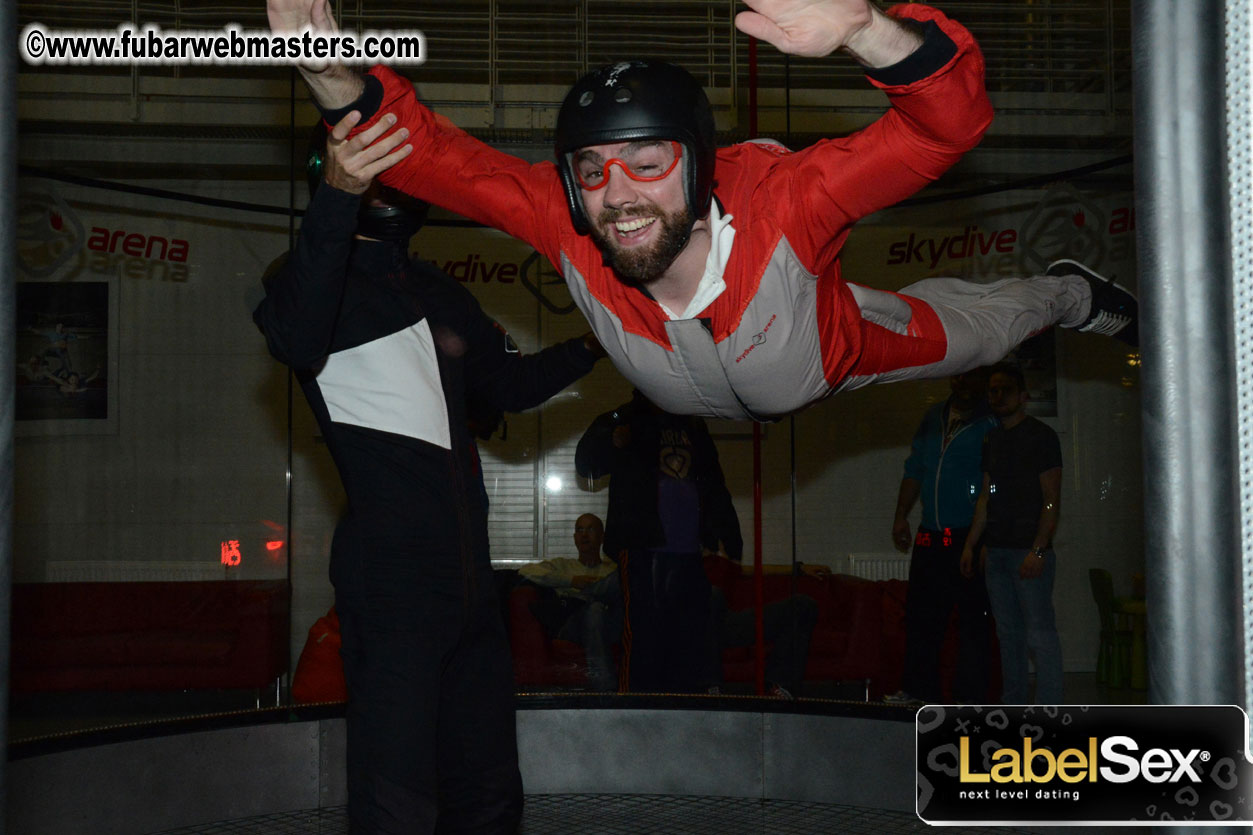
[960,735,1206,785]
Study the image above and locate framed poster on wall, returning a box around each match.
[15,280,119,434]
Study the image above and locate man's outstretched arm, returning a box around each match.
[735,0,923,67]
[750,0,991,264]
[271,0,926,116]
[266,0,363,108]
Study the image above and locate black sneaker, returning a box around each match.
[1046,258,1139,346]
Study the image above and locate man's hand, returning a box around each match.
[266,0,316,36]
[323,111,412,195]
[734,0,923,66]
[959,546,974,579]
[891,518,911,553]
[267,0,364,104]
[267,0,336,71]
[1019,551,1045,580]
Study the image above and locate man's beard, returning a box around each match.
[590,203,693,284]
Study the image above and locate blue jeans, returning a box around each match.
[558,595,624,692]
[984,547,1064,704]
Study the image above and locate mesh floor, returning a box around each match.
[148,795,1043,835]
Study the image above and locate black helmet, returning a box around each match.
[305,120,429,242]
[555,61,715,234]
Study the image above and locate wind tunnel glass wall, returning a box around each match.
[13,171,294,736]
[13,0,1141,741]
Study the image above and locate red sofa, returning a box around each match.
[508,563,1001,700]
[507,560,886,693]
[10,580,290,694]
[507,584,592,688]
[707,560,884,691]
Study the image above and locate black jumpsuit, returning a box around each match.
[254,185,598,833]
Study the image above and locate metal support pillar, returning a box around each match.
[1133,0,1243,708]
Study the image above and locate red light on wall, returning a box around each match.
[265,540,284,552]
[220,540,242,567]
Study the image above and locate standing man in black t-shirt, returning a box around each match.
[960,362,1064,704]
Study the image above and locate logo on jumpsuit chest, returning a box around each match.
[734,313,777,364]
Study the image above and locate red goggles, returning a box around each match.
[572,140,683,191]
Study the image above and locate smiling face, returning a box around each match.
[572,140,693,284]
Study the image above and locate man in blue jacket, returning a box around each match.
[887,369,996,704]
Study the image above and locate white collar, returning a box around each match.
[658,201,735,320]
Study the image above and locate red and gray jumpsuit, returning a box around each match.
[342,4,1089,420]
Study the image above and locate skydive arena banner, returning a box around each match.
[917,705,1253,825]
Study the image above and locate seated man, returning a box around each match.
[519,513,621,691]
